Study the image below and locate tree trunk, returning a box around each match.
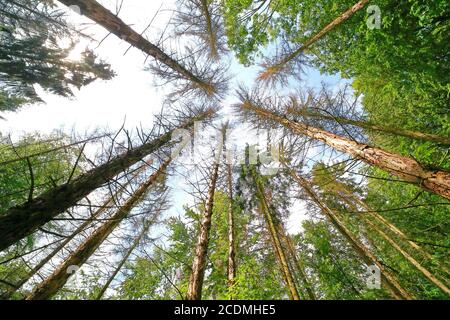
[186,127,225,300]
[259,0,370,80]
[288,108,450,146]
[200,0,218,59]
[224,143,236,297]
[186,160,220,300]
[285,165,413,299]
[251,168,301,300]
[242,102,450,200]
[0,112,210,252]
[25,158,171,300]
[57,0,215,94]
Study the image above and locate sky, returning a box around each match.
[0,0,346,236]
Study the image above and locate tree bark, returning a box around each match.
[242,102,450,200]
[25,158,171,300]
[224,142,236,297]
[251,168,301,300]
[288,108,450,146]
[0,112,210,252]
[285,165,413,299]
[200,0,218,59]
[57,0,215,95]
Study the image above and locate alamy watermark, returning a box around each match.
[171,122,282,176]
[366,5,381,30]
[365,264,381,289]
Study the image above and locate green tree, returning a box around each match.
[0,0,114,111]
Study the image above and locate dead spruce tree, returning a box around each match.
[258,0,370,85]
[57,0,222,97]
[0,108,215,252]
[186,124,227,300]
[173,0,227,60]
[26,157,172,300]
[236,89,450,200]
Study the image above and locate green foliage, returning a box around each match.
[0,0,115,111]
[0,133,83,214]
[297,220,389,299]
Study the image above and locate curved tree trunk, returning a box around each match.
[25,158,171,300]
[57,0,215,95]
[285,165,413,299]
[242,102,450,200]
[0,112,210,252]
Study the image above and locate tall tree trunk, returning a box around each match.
[57,0,215,95]
[95,217,155,300]
[224,142,236,297]
[251,168,301,300]
[25,158,171,300]
[0,112,210,252]
[285,165,413,299]
[259,0,370,81]
[200,0,218,59]
[242,102,450,200]
[288,108,450,146]
[186,127,226,300]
